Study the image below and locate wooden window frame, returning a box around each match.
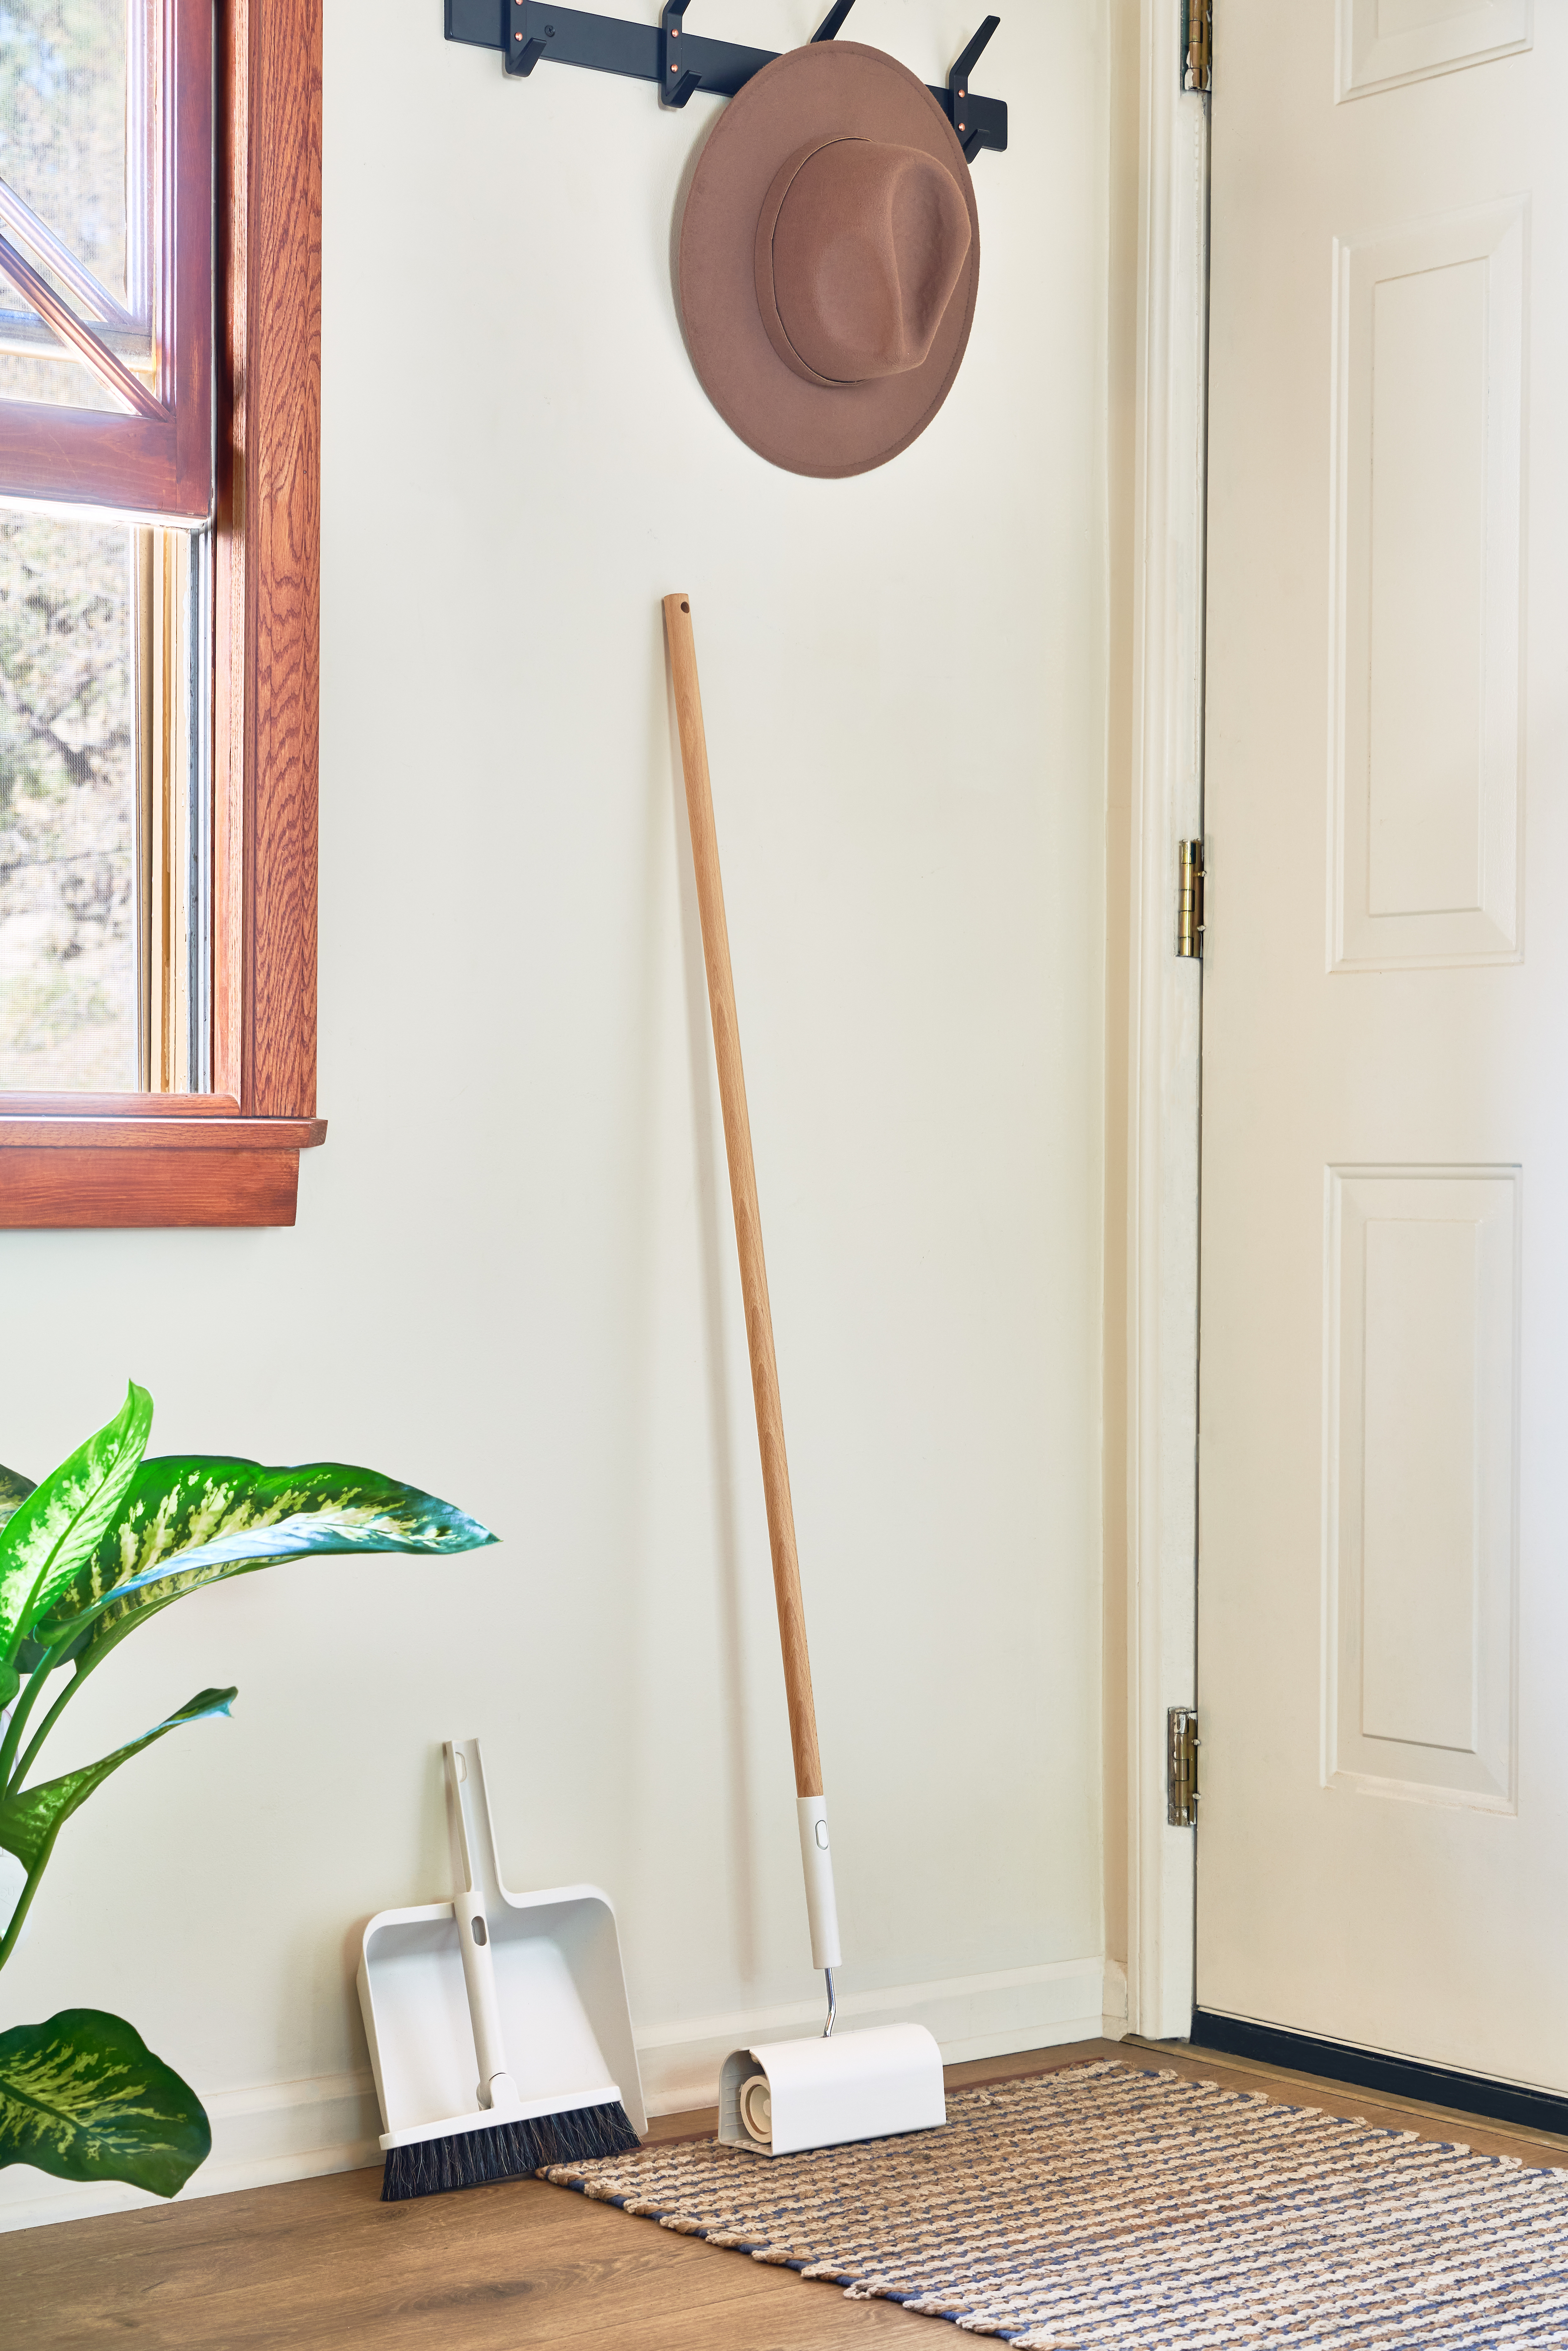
[0,0,214,519]
[0,0,325,1228]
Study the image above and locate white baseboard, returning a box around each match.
[638,1954,1127,2113]
[0,1954,1126,2233]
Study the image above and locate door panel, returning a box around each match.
[1198,8,1568,2089]
[1332,202,1525,969]
[1325,1167,1518,1810]
[1338,0,1532,104]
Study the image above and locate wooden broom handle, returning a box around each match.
[663,593,824,1802]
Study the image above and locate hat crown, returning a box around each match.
[756,138,972,388]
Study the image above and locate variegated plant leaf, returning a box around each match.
[0,1387,153,1662]
[0,1463,36,1532]
[0,2008,209,2195]
[0,1688,236,1877]
[36,1457,497,1652]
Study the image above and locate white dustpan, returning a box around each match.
[357,1738,646,2157]
[666,594,947,2158]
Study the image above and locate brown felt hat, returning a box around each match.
[678,42,980,479]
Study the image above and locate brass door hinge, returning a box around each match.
[1184,0,1211,91]
[1177,839,1205,958]
[1168,1707,1199,1826]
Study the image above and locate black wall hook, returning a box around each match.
[659,0,700,106]
[467,2,1009,158]
[810,0,859,39]
[949,14,999,161]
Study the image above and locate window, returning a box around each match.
[0,0,323,1226]
[0,514,208,1093]
[0,0,212,515]
[0,510,142,1090]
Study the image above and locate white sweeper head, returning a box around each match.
[719,2022,946,2156]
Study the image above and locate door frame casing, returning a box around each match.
[1123,0,1208,2041]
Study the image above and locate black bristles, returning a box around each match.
[381,2099,641,2201]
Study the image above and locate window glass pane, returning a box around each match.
[0,0,156,414]
[0,510,139,1089]
[2,0,135,303]
[0,344,123,410]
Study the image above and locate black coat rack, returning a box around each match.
[444,1,1007,164]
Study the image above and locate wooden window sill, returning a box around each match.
[0,1111,327,1228]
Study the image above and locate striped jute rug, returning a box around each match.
[540,2059,1568,2344]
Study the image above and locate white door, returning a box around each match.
[1198,3,1568,2091]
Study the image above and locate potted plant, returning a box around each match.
[0,1382,495,2200]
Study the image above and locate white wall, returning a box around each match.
[0,0,1115,2225]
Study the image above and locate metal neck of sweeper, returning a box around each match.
[822,1967,836,2038]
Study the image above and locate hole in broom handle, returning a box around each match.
[662,592,825,1806]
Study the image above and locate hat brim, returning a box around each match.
[678,43,980,481]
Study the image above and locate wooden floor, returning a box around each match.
[12,2038,1568,2350]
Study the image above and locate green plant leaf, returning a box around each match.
[38,1456,498,1655]
[0,1463,36,1532]
[0,1688,236,1876]
[0,2008,209,2195]
[0,1386,153,1662]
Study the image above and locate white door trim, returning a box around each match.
[1124,1,1208,2041]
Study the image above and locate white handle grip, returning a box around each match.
[796,1794,842,1971]
[444,1741,520,2110]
